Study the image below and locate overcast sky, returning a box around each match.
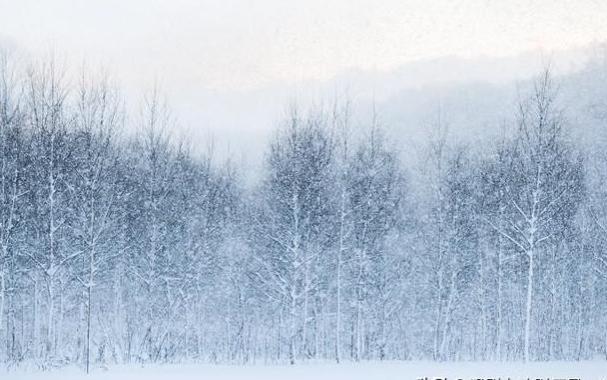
[2,0,607,91]
[1,0,607,163]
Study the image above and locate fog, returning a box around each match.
[2,1,607,164]
[3,1,607,372]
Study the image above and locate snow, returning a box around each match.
[4,361,607,380]
[3,37,607,370]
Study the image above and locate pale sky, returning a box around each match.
[1,0,606,166]
[1,0,607,92]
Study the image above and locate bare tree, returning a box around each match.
[484,70,584,361]
[70,68,123,372]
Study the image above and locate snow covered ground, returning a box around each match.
[4,361,607,380]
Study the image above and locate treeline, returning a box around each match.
[0,54,606,370]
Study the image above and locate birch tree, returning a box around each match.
[346,120,405,360]
[24,58,77,360]
[485,70,584,361]
[0,50,27,363]
[70,70,123,372]
[250,108,334,364]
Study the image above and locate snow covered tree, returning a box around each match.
[69,70,124,372]
[23,58,77,361]
[484,70,584,361]
[249,107,334,364]
[346,119,405,361]
[0,50,28,363]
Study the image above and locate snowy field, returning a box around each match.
[4,361,607,380]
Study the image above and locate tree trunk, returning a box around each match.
[496,234,503,360]
[86,285,91,374]
[524,248,534,362]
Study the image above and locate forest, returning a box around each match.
[0,52,607,372]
